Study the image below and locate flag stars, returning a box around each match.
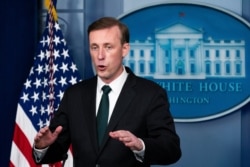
[40,36,47,47]
[31,92,39,102]
[53,35,61,46]
[60,63,69,73]
[45,35,51,46]
[70,63,78,73]
[24,79,32,89]
[37,119,44,129]
[45,118,50,127]
[61,38,67,46]
[37,50,45,61]
[62,49,69,59]
[20,92,29,103]
[44,64,50,73]
[45,105,51,116]
[33,78,42,88]
[35,64,44,75]
[40,105,46,115]
[42,77,48,88]
[48,106,54,116]
[57,90,64,100]
[29,67,35,76]
[59,76,67,87]
[29,105,38,116]
[42,91,47,101]
[55,104,59,111]
[52,63,59,73]
[54,22,60,31]
[53,49,60,60]
[69,76,78,85]
[45,49,51,59]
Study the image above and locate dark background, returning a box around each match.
[0,1,38,166]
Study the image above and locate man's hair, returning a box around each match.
[87,17,130,44]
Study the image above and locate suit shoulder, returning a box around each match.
[65,76,96,92]
[134,76,164,91]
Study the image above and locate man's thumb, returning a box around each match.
[53,126,63,136]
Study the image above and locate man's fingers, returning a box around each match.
[109,131,118,139]
[34,126,63,149]
[53,126,63,137]
[39,126,48,134]
[109,130,143,151]
[109,130,129,138]
[110,130,134,143]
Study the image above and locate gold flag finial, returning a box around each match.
[44,0,58,21]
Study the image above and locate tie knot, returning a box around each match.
[102,85,111,94]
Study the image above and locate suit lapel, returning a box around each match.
[81,77,100,153]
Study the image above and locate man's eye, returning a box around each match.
[91,46,98,51]
[105,45,112,50]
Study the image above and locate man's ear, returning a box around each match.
[122,43,130,58]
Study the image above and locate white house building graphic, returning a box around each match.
[123,23,246,79]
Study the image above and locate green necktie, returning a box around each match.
[97,85,111,146]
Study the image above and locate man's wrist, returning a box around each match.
[33,144,49,151]
[33,144,49,163]
[132,138,145,162]
[133,138,145,154]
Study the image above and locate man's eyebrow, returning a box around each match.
[104,43,112,45]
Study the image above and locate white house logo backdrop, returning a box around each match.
[119,2,250,122]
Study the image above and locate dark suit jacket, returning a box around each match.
[37,67,181,167]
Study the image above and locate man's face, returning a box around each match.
[89,26,129,83]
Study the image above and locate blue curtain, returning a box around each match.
[0,0,37,166]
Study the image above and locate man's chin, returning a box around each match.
[97,71,107,78]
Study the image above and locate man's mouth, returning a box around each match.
[98,65,106,71]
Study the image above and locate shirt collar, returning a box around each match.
[97,66,128,93]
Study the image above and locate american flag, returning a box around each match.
[9,1,82,166]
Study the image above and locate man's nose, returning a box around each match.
[98,47,105,59]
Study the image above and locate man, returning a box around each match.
[33,17,181,167]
